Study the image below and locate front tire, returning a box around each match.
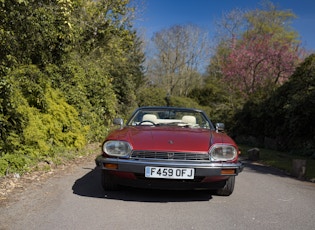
[216,176,235,196]
[101,170,119,191]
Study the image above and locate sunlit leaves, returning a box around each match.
[0,0,145,175]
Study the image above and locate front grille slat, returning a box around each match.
[131,151,209,161]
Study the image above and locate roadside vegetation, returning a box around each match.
[239,145,315,180]
[0,0,314,177]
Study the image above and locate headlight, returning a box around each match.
[103,141,132,158]
[209,144,237,161]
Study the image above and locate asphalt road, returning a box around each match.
[1,159,315,230]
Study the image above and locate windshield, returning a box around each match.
[127,107,213,129]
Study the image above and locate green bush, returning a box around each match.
[16,86,89,152]
[0,158,9,176]
[0,0,144,176]
[55,58,117,141]
[168,96,200,108]
[0,65,91,176]
[0,153,31,175]
[232,54,315,152]
[136,87,168,107]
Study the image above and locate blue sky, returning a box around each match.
[134,0,315,52]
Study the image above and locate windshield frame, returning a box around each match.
[126,107,215,130]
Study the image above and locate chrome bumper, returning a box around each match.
[96,156,244,176]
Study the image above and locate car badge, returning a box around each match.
[167,152,174,159]
[168,140,174,144]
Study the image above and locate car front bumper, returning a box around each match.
[96,156,244,190]
[96,155,244,177]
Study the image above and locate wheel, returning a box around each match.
[101,170,119,191]
[216,176,235,196]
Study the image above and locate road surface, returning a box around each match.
[1,158,314,230]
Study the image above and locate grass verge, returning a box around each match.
[0,143,100,177]
[239,145,315,181]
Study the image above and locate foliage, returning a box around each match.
[168,96,201,108]
[222,34,299,98]
[233,54,315,152]
[0,77,23,153]
[203,0,308,139]
[0,0,74,73]
[239,144,315,180]
[2,65,89,151]
[0,158,9,175]
[0,0,145,176]
[54,56,117,140]
[210,1,302,103]
[266,53,315,151]
[136,87,168,107]
[0,153,31,175]
[147,24,210,96]
[244,0,299,43]
[187,78,236,123]
[72,0,145,118]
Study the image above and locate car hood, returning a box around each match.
[106,126,235,152]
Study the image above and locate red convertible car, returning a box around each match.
[96,107,243,196]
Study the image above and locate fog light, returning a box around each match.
[104,163,118,169]
[221,169,235,175]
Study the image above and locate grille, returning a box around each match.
[131,151,209,161]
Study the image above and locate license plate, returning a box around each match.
[145,166,194,179]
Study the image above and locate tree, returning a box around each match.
[232,54,315,152]
[266,54,315,151]
[221,34,299,98]
[0,0,146,175]
[0,0,75,73]
[136,86,168,107]
[71,0,145,116]
[244,0,299,43]
[204,1,305,132]
[147,24,211,96]
[212,1,302,94]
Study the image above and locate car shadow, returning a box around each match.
[72,167,213,202]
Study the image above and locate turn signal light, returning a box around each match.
[221,169,235,175]
[104,163,118,169]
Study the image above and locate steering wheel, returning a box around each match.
[138,120,156,126]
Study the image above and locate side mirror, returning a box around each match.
[113,118,123,128]
[215,123,225,132]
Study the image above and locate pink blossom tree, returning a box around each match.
[221,34,300,97]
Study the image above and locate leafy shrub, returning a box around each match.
[168,96,203,108]
[136,87,168,107]
[0,65,91,176]
[17,86,89,152]
[232,54,315,152]
[54,58,117,141]
[0,158,9,176]
[0,0,143,176]
[0,153,31,176]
